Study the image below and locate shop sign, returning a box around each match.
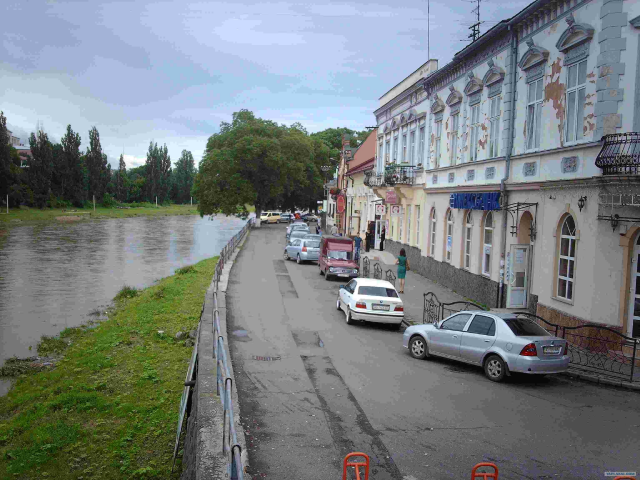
[449,192,501,211]
[375,204,386,215]
[386,191,398,204]
[390,205,402,217]
[337,195,346,213]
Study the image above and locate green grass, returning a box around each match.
[115,285,139,301]
[0,258,218,479]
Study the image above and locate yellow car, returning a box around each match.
[260,212,281,224]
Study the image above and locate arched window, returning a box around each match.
[446,210,454,262]
[557,215,577,300]
[430,209,437,256]
[464,211,473,269]
[482,212,493,276]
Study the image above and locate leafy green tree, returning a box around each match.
[0,112,14,203]
[310,127,369,161]
[60,125,87,207]
[85,127,110,201]
[173,150,196,204]
[28,129,54,208]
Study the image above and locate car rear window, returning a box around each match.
[358,286,398,297]
[503,318,551,336]
[328,250,351,260]
[306,241,320,248]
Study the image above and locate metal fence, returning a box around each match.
[212,219,253,479]
[385,269,396,285]
[422,292,640,383]
[373,263,382,279]
[362,256,370,278]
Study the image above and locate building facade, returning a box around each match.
[346,129,380,238]
[369,0,640,338]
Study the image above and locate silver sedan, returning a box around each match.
[402,312,570,382]
[284,238,320,263]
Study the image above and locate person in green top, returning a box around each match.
[395,248,410,293]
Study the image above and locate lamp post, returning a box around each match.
[321,164,331,231]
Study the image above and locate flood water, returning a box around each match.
[0,214,247,395]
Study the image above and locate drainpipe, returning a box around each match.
[497,26,518,309]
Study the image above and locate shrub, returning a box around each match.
[176,265,195,275]
[115,285,138,300]
[101,193,117,208]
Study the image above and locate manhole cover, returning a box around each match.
[252,355,281,361]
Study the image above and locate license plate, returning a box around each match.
[543,346,562,355]
[338,274,350,278]
[372,304,390,311]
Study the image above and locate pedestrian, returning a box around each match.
[316,224,322,235]
[330,224,338,235]
[380,227,386,251]
[395,248,410,293]
[354,234,362,261]
[295,212,301,220]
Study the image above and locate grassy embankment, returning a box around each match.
[0,204,256,225]
[0,258,219,479]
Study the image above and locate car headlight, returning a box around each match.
[329,267,335,272]
[353,269,358,274]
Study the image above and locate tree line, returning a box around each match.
[0,112,197,208]
[193,109,369,218]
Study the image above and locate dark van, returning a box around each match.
[318,236,359,281]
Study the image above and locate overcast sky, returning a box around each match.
[1,0,529,169]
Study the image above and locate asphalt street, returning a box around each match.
[226,224,640,480]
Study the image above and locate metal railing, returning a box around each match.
[373,263,382,279]
[364,165,418,187]
[385,269,396,284]
[422,292,488,324]
[595,132,640,175]
[362,257,370,278]
[211,218,253,479]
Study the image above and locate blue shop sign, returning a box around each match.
[449,192,501,211]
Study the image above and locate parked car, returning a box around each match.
[260,211,281,224]
[318,235,358,280]
[286,223,310,240]
[337,278,403,329]
[301,213,319,223]
[303,234,321,242]
[280,213,293,223]
[287,230,308,245]
[403,312,570,382]
[284,238,321,264]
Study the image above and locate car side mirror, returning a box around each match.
[339,285,345,289]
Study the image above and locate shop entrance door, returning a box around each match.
[628,235,640,338]
[374,217,381,250]
[506,245,530,308]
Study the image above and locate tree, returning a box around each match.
[85,127,109,201]
[310,127,369,161]
[144,142,170,203]
[28,128,53,208]
[0,112,14,203]
[172,150,196,204]
[59,125,87,207]
[116,154,127,202]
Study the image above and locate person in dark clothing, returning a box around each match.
[380,227,385,251]
[354,234,362,261]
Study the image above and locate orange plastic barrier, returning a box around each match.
[613,477,636,480]
[471,462,499,480]
[342,452,370,480]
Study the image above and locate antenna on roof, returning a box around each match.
[468,0,483,42]
[427,0,430,60]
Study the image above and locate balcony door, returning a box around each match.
[628,234,640,338]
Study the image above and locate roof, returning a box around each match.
[347,128,376,172]
[321,235,353,242]
[348,158,375,175]
[354,278,395,288]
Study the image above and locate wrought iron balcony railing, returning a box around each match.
[364,165,417,187]
[595,132,640,175]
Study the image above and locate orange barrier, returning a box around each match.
[342,452,370,480]
[471,462,499,480]
[613,477,636,480]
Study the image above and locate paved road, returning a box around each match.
[227,224,639,480]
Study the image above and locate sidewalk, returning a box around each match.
[360,249,467,325]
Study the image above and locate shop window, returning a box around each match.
[483,212,493,276]
[557,215,577,301]
[465,211,473,270]
[430,209,437,257]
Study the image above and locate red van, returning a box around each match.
[319,236,359,281]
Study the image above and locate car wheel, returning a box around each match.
[484,355,507,382]
[409,336,428,359]
[296,255,301,264]
[284,250,289,260]
[336,297,341,311]
[345,307,354,325]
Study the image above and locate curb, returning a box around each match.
[560,369,640,393]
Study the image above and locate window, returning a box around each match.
[430,209,436,256]
[409,130,416,165]
[526,79,543,150]
[385,139,390,164]
[378,138,384,171]
[565,60,587,143]
[418,126,426,165]
[464,211,473,269]
[489,96,501,158]
[328,250,352,260]
[398,213,403,242]
[435,120,442,167]
[440,313,472,331]
[415,206,421,246]
[393,134,399,163]
[469,105,480,162]
[503,318,551,337]
[402,133,407,163]
[466,315,496,336]
[406,206,412,246]
[557,215,576,301]
[346,279,357,292]
[358,286,399,297]
[482,212,493,276]
[450,114,459,166]
[446,210,453,262]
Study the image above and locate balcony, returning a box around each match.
[595,133,640,175]
[364,165,417,187]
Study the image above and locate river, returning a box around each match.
[0,214,248,395]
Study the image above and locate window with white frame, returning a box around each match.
[399,213,403,242]
[393,133,399,163]
[489,96,501,158]
[385,138,390,164]
[378,138,384,171]
[406,206,412,246]
[415,205,420,246]
[565,59,587,144]
[446,210,453,262]
[450,114,459,166]
[464,211,473,269]
[482,212,493,276]
[557,215,576,300]
[435,120,442,168]
[409,130,416,165]
[402,133,407,163]
[430,209,436,256]
[526,79,543,150]
[418,126,425,165]
[470,105,480,162]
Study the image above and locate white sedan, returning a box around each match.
[336,278,404,330]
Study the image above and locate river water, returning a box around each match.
[0,214,247,395]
